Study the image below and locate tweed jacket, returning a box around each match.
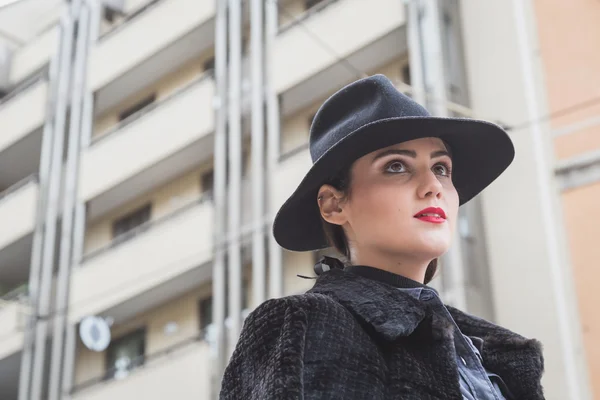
[220,269,545,400]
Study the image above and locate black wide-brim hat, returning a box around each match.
[273,74,514,252]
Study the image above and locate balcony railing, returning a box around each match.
[92,73,211,145]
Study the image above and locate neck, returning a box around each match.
[350,248,432,283]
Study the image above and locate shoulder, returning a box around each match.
[246,292,351,323]
[242,292,360,340]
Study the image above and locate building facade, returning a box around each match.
[0,0,595,399]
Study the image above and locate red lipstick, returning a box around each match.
[414,207,446,224]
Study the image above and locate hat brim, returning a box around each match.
[273,116,514,252]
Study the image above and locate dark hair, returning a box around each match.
[320,167,438,285]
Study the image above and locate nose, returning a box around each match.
[416,170,443,200]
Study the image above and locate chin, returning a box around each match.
[413,240,451,260]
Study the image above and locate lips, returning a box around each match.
[414,207,446,224]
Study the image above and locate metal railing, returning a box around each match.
[278,0,341,34]
[91,72,212,145]
[98,0,165,42]
[80,192,213,263]
[0,173,39,204]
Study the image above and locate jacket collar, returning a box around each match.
[308,269,545,399]
[308,268,430,341]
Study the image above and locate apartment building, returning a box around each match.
[0,0,596,399]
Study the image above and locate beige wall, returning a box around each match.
[74,283,211,385]
[84,164,212,254]
[93,55,209,138]
[534,0,600,396]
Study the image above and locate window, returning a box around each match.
[112,204,151,238]
[203,57,215,73]
[401,64,411,85]
[199,297,213,334]
[118,94,156,122]
[201,170,214,194]
[304,0,325,11]
[105,328,146,380]
[103,6,116,23]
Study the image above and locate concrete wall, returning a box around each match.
[460,0,590,398]
[533,0,600,397]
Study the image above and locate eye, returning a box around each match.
[432,162,452,177]
[385,161,407,173]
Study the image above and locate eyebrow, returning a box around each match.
[372,149,451,162]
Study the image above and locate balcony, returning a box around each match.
[274,0,407,116]
[9,25,58,86]
[69,197,214,324]
[0,79,47,188]
[90,0,216,114]
[0,176,38,276]
[78,76,215,220]
[72,339,212,400]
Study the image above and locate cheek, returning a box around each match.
[348,184,411,231]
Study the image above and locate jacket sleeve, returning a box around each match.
[219,297,308,400]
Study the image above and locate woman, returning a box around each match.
[220,75,545,399]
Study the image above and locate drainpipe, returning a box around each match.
[18,13,64,400]
[226,0,243,354]
[47,0,89,398]
[29,3,76,399]
[212,0,228,391]
[250,0,266,307]
[265,0,283,299]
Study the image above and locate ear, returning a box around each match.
[317,184,348,226]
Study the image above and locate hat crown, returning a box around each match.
[309,74,431,162]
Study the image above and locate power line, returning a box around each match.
[506,95,600,132]
[275,0,600,134]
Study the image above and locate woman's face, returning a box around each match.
[332,137,459,263]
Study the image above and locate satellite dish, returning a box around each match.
[79,316,111,352]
